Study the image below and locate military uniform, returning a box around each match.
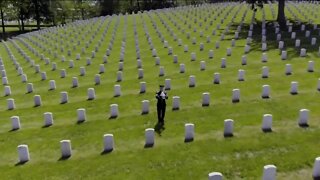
[156,88,168,124]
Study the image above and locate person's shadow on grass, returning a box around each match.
[154,122,165,136]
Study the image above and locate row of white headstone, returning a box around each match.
[209,155,320,180]
[11,108,310,141]
[17,134,114,162]
[6,76,320,110]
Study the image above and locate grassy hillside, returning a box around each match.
[0,1,320,179]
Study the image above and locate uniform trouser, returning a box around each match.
[157,103,166,123]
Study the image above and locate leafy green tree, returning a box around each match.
[247,0,286,30]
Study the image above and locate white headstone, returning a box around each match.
[184,45,189,52]
[232,89,240,103]
[86,58,91,66]
[110,104,119,118]
[317,78,320,91]
[191,52,196,61]
[300,48,306,57]
[80,67,86,76]
[221,58,226,68]
[2,77,8,85]
[21,74,27,83]
[281,50,287,60]
[202,92,210,106]
[60,91,68,104]
[189,75,196,87]
[173,55,178,63]
[208,172,223,180]
[262,66,269,78]
[60,140,72,158]
[238,69,245,81]
[118,62,124,71]
[312,37,317,45]
[77,108,86,123]
[17,145,30,163]
[168,47,173,55]
[244,45,250,53]
[103,134,114,152]
[207,36,211,43]
[44,112,53,127]
[7,98,15,110]
[192,37,196,44]
[215,41,220,49]
[278,41,284,49]
[224,119,234,137]
[262,43,267,51]
[291,32,296,39]
[17,67,23,75]
[185,123,194,142]
[213,73,220,84]
[308,61,314,72]
[141,100,149,114]
[35,64,40,73]
[140,82,146,93]
[209,50,214,59]
[290,81,298,95]
[86,88,96,100]
[285,64,292,75]
[262,114,272,132]
[69,60,74,68]
[172,96,180,110]
[114,85,121,97]
[40,72,47,81]
[152,49,157,57]
[52,62,57,71]
[276,34,281,41]
[95,74,101,85]
[27,83,33,93]
[60,69,66,78]
[262,53,268,63]
[165,79,171,90]
[226,48,232,56]
[305,30,310,37]
[295,39,300,47]
[137,59,142,68]
[34,95,42,107]
[11,116,20,130]
[48,80,56,90]
[262,84,270,99]
[99,64,105,74]
[200,61,206,71]
[313,157,320,179]
[159,67,164,77]
[71,77,78,88]
[262,165,277,180]
[117,71,123,82]
[241,55,247,65]
[145,128,154,147]
[180,64,185,73]
[298,109,309,127]
[4,85,11,96]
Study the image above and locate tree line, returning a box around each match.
[0,0,212,33]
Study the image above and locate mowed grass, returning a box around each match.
[0,2,320,179]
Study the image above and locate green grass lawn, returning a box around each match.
[0,1,320,179]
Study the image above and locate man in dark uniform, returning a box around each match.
[156,85,168,125]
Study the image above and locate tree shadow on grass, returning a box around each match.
[223,19,320,60]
